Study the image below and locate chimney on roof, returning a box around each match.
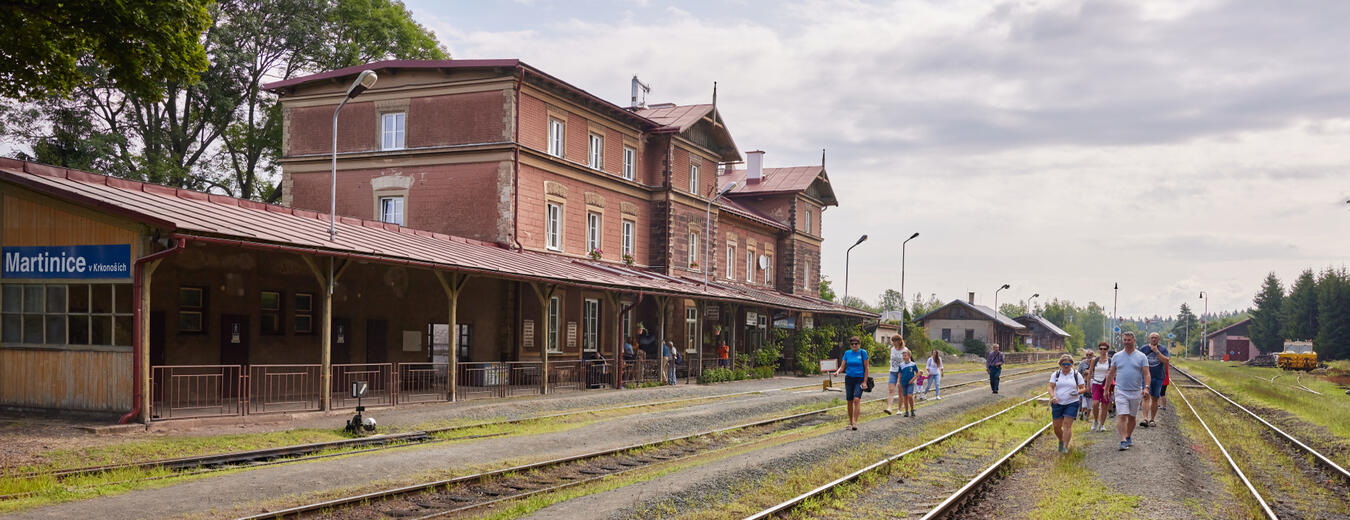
[747,150,765,184]
[968,292,975,304]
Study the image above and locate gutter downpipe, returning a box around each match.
[512,67,523,252]
[121,236,186,424]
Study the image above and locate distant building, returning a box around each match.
[1014,315,1069,351]
[1206,318,1253,361]
[915,293,1028,351]
[873,322,900,346]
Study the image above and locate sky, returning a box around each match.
[406,0,1350,318]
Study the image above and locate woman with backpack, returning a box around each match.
[833,336,870,430]
[1049,353,1087,453]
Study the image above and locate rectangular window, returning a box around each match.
[621,220,635,260]
[583,298,599,352]
[588,133,603,169]
[621,300,633,343]
[1,283,131,347]
[746,251,754,282]
[726,245,736,280]
[546,202,562,251]
[803,260,811,291]
[685,306,699,354]
[688,164,700,194]
[260,290,282,335]
[379,196,405,226]
[546,295,562,353]
[804,210,812,234]
[178,286,204,333]
[688,232,698,270]
[622,146,636,180]
[294,293,313,334]
[587,212,602,255]
[548,118,565,157]
[381,112,405,150]
[765,256,773,285]
[458,323,472,359]
[965,329,975,341]
[942,328,952,342]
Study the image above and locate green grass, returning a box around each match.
[10,428,350,474]
[1028,448,1140,518]
[1174,360,1350,443]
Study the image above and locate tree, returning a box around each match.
[1080,302,1107,347]
[1064,322,1085,352]
[911,293,944,316]
[839,296,877,313]
[3,0,446,201]
[1315,267,1350,361]
[0,0,211,101]
[877,289,904,312]
[999,301,1027,318]
[1284,269,1318,341]
[1249,272,1286,353]
[818,275,836,302]
[1171,303,1200,355]
[1041,299,1076,328]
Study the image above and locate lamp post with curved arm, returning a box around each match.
[900,232,919,335]
[843,234,868,305]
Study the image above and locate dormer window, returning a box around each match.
[381,112,405,150]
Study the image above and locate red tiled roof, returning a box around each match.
[718,198,786,230]
[261,59,520,91]
[633,104,713,131]
[0,159,873,318]
[720,166,822,194]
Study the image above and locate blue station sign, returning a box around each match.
[2,245,132,279]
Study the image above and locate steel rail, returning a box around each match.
[742,393,1046,520]
[1172,382,1278,519]
[919,421,1051,520]
[1174,365,1348,482]
[242,369,1055,520]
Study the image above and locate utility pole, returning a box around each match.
[1112,283,1119,349]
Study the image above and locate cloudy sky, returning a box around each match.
[408,0,1350,317]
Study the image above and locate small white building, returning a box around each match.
[874,323,900,346]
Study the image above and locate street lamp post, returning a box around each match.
[900,232,919,335]
[331,70,378,242]
[1113,282,1119,348]
[1200,291,1208,358]
[1028,293,1040,315]
[703,181,739,289]
[993,283,1010,313]
[843,234,868,305]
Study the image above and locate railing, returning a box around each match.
[247,364,321,414]
[621,359,661,387]
[505,361,543,397]
[150,365,243,420]
[397,362,449,404]
[549,360,587,392]
[586,360,612,390]
[331,363,394,409]
[457,362,509,400]
[1004,351,1062,364]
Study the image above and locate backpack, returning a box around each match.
[1052,370,1084,395]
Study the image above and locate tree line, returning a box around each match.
[1248,267,1350,361]
[0,0,446,201]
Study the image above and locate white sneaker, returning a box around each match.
[936,396,942,400]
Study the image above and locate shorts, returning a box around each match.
[1148,377,1165,398]
[1114,391,1142,416]
[1158,383,1168,397]
[1051,402,1081,420]
[888,371,900,384]
[1091,382,1107,401]
[901,380,916,395]
[845,376,865,401]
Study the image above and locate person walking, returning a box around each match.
[1049,354,1087,453]
[986,343,1004,394]
[1138,332,1170,427]
[1105,331,1150,451]
[886,338,907,414]
[1089,342,1112,431]
[833,336,870,430]
[921,350,943,400]
[1077,350,1094,420]
[898,350,919,417]
[662,341,678,385]
[716,340,730,368]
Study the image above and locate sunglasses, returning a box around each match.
[1060,362,1072,366]
[849,342,860,345]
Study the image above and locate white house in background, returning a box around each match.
[915,292,1028,351]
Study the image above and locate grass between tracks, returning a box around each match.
[1174,360,1350,455]
[1025,444,1141,518]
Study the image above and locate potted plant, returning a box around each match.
[689,261,699,270]
[588,248,603,260]
[622,253,635,267]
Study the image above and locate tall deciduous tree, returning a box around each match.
[0,0,211,100]
[876,289,903,312]
[1171,303,1200,355]
[1315,267,1350,361]
[1283,269,1318,341]
[818,275,836,302]
[1080,302,1107,347]
[1249,272,1286,353]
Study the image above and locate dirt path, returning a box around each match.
[517,371,1048,519]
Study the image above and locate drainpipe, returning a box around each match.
[512,67,524,252]
[120,236,186,424]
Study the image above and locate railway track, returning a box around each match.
[232,369,1053,519]
[742,393,1049,520]
[1172,365,1350,519]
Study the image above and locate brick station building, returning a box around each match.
[0,59,871,422]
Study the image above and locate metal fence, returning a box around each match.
[247,364,321,414]
[397,362,449,404]
[1003,351,1062,364]
[151,365,243,420]
[330,363,394,409]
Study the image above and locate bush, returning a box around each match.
[905,325,932,360]
[698,365,774,384]
[931,339,960,355]
[963,338,988,357]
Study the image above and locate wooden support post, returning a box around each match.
[727,303,739,369]
[654,295,669,385]
[528,282,557,395]
[435,271,471,402]
[138,259,162,423]
[697,300,706,380]
[303,256,349,411]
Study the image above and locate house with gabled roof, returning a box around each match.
[1014,314,1069,351]
[915,293,1028,351]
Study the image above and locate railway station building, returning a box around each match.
[0,59,872,422]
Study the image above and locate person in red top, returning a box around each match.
[716,341,730,367]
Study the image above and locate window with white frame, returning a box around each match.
[381,112,405,150]
[803,260,811,290]
[583,298,599,352]
[684,306,698,353]
[586,212,601,255]
[547,118,564,157]
[746,251,754,282]
[621,300,633,342]
[546,202,563,251]
[688,232,698,269]
[379,196,404,226]
[621,220,634,260]
[622,146,636,180]
[804,209,812,234]
[547,295,561,353]
[588,133,603,169]
[688,164,700,194]
[726,245,736,280]
[765,256,773,285]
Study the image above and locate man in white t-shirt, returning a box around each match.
[1105,332,1149,451]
